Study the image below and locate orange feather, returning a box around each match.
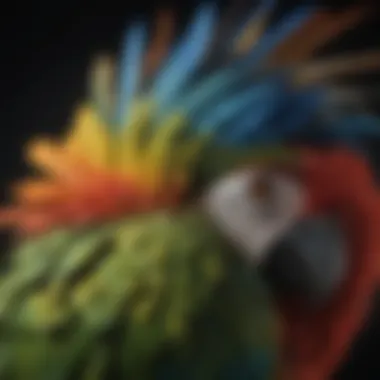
[268,6,369,66]
[143,9,176,77]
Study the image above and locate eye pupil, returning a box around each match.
[251,173,273,202]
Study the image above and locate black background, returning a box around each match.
[0,0,379,378]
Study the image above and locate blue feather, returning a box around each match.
[319,114,380,150]
[109,1,378,152]
[221,83,288,143]
[176,68,244,116]
[194,81,283,134]
[220,87,323,145]
[153,3,217,115]
[169,5,312,119]
[115,22,147,127]
[330,114,380,137]
[271,88,324,133]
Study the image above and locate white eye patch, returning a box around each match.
[202,169,306,265]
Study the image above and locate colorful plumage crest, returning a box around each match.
[1,1,380,236]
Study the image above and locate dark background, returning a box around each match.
[0,0,379,378]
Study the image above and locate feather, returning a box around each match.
[194,0,250,69]
[170,6,314,120]
[88,55,115,125]
[233,0,276,56]
[11,180,68,207]
[153,3,217,114]
[176,68,245,117]
[328,114,380,137]
[65,106,114,169]
[79,2,380,150]
[294,51,380,85]
[270,88,324,133]
[25,139,96,186]
[115,22,147,127]
[224,89,323,145]
[143,9,176,78]
[197,86,272,134]
[245,6,315,65]
[267,5,369,66]
[0,212,258,379]
[195,80,286,135]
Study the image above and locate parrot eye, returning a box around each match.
[202,168,306,264]
[251,173,272,200]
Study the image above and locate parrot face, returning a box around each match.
[201,161,350,308]
[201,147,380,379]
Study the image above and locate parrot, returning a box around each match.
[0,1,380,379]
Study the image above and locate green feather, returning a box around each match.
[0,210,280,379]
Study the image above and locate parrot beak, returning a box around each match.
[260,215,348,307]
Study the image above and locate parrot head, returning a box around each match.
[0,2,380,380]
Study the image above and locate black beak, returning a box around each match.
[259,216,348,307]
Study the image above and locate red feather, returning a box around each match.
[279,148,380,380]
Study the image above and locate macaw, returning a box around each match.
[0,2,379,380]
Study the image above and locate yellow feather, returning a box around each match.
[117,100,154,176]
[144,113,187,191]
[65,105,113,169]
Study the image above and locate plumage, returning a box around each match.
[267,5,369,66]
[196,81,283,134]
[143,9,176,78]
[215,81,288,142]
[89,55,116,125]
[245,5,316,65]
[153,3,217,114]
[233,0,276,55]
[294,50,380,85]
[0,2,379,380]
[0,211,280,379]
[116,22,147,127]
